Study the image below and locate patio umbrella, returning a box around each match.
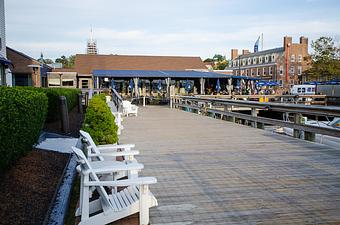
[157,80,162,92]
[215,79,221,92]
[236,79,241,88]
[111,79,115,89]
[185,79,191,92]
[129,79,134,90]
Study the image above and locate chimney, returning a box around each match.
[231,49,238,59]
[284,36,292,50]
[300,36,308,45]
[242,49,250,55]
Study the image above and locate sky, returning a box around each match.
[5,0,340,60]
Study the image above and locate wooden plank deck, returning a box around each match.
[119,106,340,224]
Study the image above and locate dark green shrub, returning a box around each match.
[82,94,118,145]
[17,87,81,122]
[0,87,48,172]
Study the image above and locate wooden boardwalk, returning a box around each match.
[120,106,340,225]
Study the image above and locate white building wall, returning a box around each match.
[0,0,6,58]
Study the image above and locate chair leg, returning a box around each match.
[81,175,90,221]
[139,184,150,225]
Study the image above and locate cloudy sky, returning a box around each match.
[5,0,340,60]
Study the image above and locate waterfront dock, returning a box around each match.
[120,106,340,224]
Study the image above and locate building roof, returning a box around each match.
[237,47,284,59]
[93,69,260,80]
[75,54,207,74]
[6,47,41,74]
[52,68,77,73]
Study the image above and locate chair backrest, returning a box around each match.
[72,147,112,208]
[122,100,131,109]
[79,130,104,161]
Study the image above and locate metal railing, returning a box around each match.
[172,95,340,139]
[196,94,328,105]
[111,88,123,112]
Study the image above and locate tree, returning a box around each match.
[55,55,75,68]
[43,58,54,64]
[212,54,225,62]
[214,60,229,70]
[204,54,229,70]
[304,36,340,81]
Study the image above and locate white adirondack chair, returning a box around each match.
[122,100,138,117]
[80,130,139,179]
[112,112,124,135]
[72,147,158,225]
[79,130,136,160]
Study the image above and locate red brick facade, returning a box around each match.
[228,36,310,86]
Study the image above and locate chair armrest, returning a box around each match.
[81,161,144,175]
[97,143,135,150]
[84,177,157,187]
[88,150,139,157]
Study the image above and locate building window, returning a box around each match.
[279,65,283,75]
[242,59,246,66]
[291,54,295,62]
[251,69,255,76]
[263,67,266,75]
[265,55,269,63]
[257,68,260,76]
[298,54,302,62]
[248,58,251,65]
[298,66,302,75]
[253,57,257,64]
[271,54,275,62]
[259,57,263,64]
[81,80,89,88]
[62,80,74,87]
[290,66,295,74]
[269,67,273,75]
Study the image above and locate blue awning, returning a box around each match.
[0,56,13,67]
[92,70,260,80]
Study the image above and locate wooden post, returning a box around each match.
[293,113,302,139]
[251,107,257,128]
[85,92,89,106]
[225,104,235,123]
[78,93,83,113]
[304,131,316,142]
[59,96,70,134]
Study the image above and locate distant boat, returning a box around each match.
[278,117,340,149]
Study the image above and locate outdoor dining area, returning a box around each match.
[92,69,274,98]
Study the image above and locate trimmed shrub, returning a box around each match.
[0,87,48,172]
[82,94,118,145]
[17,87,81,122]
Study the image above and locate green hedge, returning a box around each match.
[82,94,118,145]
[18,87,81,122]
[0,87,48,172]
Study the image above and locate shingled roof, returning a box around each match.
[74,54,207,74]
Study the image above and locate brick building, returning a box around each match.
[228,36,310,87]
[6,47,51,87]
